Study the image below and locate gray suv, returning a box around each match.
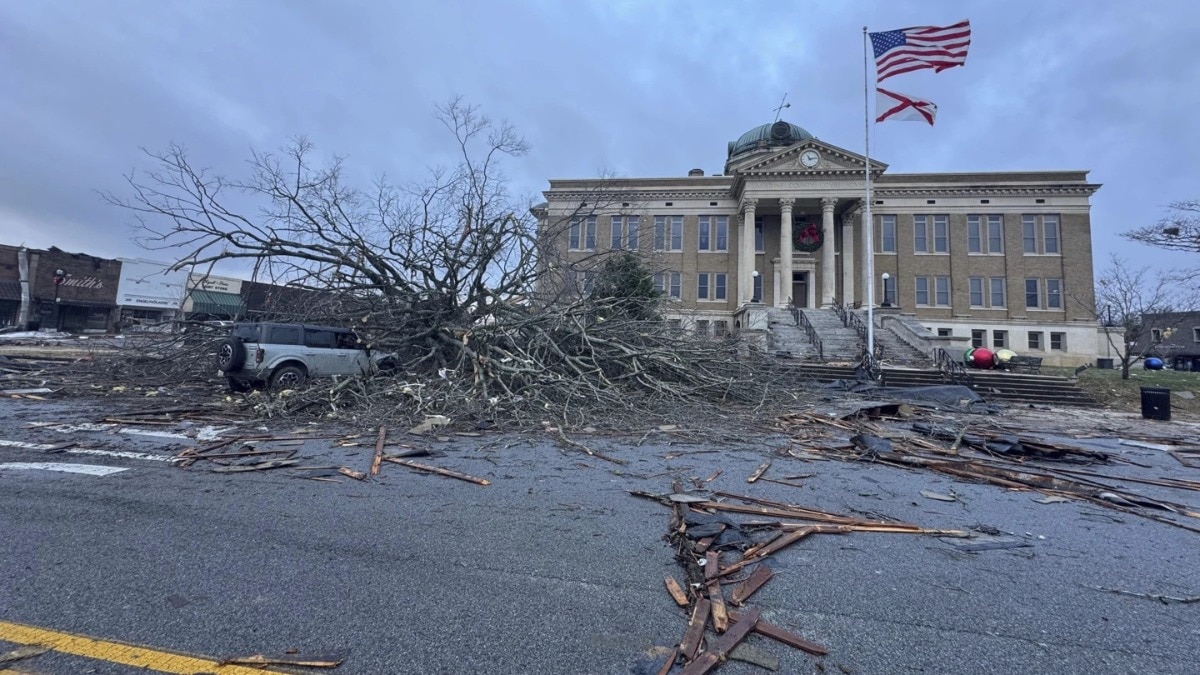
[215,322,374,391]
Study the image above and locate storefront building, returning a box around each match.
[116,258,188,330]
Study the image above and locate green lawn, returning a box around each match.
[1071,366,1200,415]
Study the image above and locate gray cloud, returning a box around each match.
[1,0,1196,276]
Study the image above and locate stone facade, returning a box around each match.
[536,121,1102,366]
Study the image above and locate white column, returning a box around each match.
[778,198,794,308]
[842,210,856,306]
[820,197,837,307]
[739,199,757,305]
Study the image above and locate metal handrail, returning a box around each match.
[830,297,849,327]
[858,349,882,381]
[935,347,972,385]
[788,298,823,360]
[846,308,868,340]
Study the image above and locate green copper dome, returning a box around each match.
[728,120,815,158]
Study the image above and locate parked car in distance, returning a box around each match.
[215,322,375,391]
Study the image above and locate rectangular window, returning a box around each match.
[667,319,682,330]
[937,328,953,337]
[754,217,765,252]
[698,215,729,252]
[569,219,581,250]
[610,216,638,250]
[654,271,681,298]
[697,273,710,300]
[915,277,930,306]
[669,272,681,299]
[969,277,984,307]
[752,273,763,302]
[654,216,683,251]
[696,272,727,301]
[583,217,596,250]
[580,271,595,295]
[696,320,710,336]
[1044,215,1060,254]
[880,215,896,253]
[993,330,1008,349]
[933,215,948,253]
[1151,328,1163,342]
[713,320,728,336]
[1028,332,1043,350]
[1046,278,1062,308]
[1050,332,1066,350]
[715,273,727,300]
[987,215,1004,253]
[971,329,985,348]
[1193,327,1200,343]
[914,215,929,253]
[1023,215,1038,253]
[989,278,1006,308]
[935,277,950,306]
[967,215,982,253]
[1025,278,1040,308]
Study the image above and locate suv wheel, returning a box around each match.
[216,338,247,371]
[270,365,307,390]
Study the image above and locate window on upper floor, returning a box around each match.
[698,215,729,252]
[915,276,951,307]
[610,216,639,250]
[1194,327,1200,343]
[1022,214,1061,255]
[654,216,683,252]
[568,216,597,251]
[752,273,763,302]
[990,278,1006,308]
[1151,328,1163,342]
[968,214,1004,254]
[1046,278,1062,309]
[754,217,765,253]
[1025,278,1040,309]
[879,215,896,253]
[969,277,984,307]
[653,271,682,299]
[697,272,728,301]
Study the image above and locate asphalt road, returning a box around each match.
[1,398,1199,674]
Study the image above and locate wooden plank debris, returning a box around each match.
[729,609,827,656]
[746,460,771,483]
[219,654,344,668]
[680,607,761,675]
[729,565,774,606]
[370,426,386,476]
[679,598,710,660]
[707,579,728,633]
[337,467,367,481]
[382,457,490,486]
[210,459,300,473]
[664,576,690,607]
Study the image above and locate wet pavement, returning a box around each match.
[1,397,1199,674]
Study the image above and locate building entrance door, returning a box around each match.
[792,272,808,308]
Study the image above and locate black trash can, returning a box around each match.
[1140,386,1171,421]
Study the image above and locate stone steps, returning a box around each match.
[791,364,1098,407]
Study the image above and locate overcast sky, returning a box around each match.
[2,0,1197,277]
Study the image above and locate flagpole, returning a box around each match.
[862,26,875,362]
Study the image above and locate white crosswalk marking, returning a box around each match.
[0,462,128,476]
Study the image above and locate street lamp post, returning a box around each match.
[881,272,892,307]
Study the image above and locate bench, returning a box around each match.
[1005,355,1043,374]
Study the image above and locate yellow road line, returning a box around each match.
[0,620,281,674]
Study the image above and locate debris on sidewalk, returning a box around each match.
[383,457,491,486]
[634,484,961,672]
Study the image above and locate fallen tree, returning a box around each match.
[98,99,797,426]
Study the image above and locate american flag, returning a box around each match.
[869,20,971,82]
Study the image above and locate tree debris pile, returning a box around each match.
[632,486,964,673]
[778,408,1200,534]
